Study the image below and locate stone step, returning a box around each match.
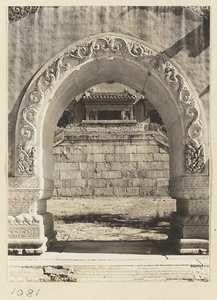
[72,265,207,282]
[8,264,208,282]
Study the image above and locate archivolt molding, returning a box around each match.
[16,34,206,175]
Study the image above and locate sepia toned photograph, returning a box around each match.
[7,5,210,284]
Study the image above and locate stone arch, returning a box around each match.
[9,33,209,254]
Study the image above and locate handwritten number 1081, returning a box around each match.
[11,288,40,297]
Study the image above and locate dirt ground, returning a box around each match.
[48,197,173,241]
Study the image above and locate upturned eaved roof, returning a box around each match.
[82,89,136,103]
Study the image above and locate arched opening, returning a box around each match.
[49,82,173,249]
[8,33,209,254]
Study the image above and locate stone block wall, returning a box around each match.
[53,131,169,198]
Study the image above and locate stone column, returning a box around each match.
[169,176,209,254]
[121,111,124,120]
[86,108,90,120]
[8,177,56,254]
[130,106,134,120]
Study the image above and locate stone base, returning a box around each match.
[46,231,57,249]
[8,212,56,254]
[169,212,209,254]
[168,233,209,254]
[170,212,209,239]
[8,241,47,255]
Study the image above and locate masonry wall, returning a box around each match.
[53,132,169,198]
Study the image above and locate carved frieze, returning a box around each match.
[8,214,41,225]
[8,201,29,215]
[177,199,209,214]
[170,176,209,189]
[170,222,209,239]
[8,227,40,239]
[9,178,39,189]
[169,176,209,200]
[170,188,208,200]
[183,227,209,239]
[171,212,209,225]
[8,189,40,201]
[16,34,206,175]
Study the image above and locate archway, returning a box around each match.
[8,33,209,254]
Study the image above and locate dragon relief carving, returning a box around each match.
[17,35,206,174]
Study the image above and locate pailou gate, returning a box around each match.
[8,33,209,254]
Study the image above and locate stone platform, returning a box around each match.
[8,240,209,282]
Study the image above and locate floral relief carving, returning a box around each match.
[17,35,206,174]
[66,37,156,62]
[155,59,205,173]
[186,144,205,173]
[18,145,36,174]
[8,6,39,23]
[183,6,210,19]
[17,58,68,175]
